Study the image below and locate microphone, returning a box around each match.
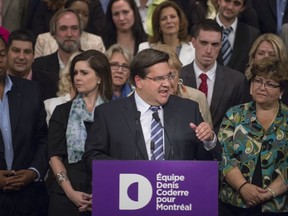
[134,111,141,159]
[152,111,174,160]
[135,111,141,125]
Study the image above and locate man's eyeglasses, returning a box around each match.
[145,72,175,83]
[110,63,130,72]
[252,78,280,89]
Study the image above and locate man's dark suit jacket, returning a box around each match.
[0,75,48,215]
[180,62,250,133]
[83,94,222,173]
[253,0,288,34]
[32,51,60,100]
[217,21,260,73]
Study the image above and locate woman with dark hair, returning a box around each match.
[138,1,195,67]
[47,50,112,215]
[219,57,288,215]
[104,0,147,55]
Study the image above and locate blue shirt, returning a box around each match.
[112,83,133,100]
[277,0,287,34]
[0,75,13,170]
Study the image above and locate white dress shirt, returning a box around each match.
[134,91,164,160]
[216,14,238,49]
[193,62,217,106]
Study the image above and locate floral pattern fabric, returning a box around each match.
[218,101,288,212]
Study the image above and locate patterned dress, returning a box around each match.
[218,102,288,213]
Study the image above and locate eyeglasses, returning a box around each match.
[110,63,130,72]
[252,78,280,89]
[145,72,175,83]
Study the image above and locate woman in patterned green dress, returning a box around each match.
[218,57,288,216]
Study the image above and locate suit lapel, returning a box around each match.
[180,62,197,88]
[163,97,176,160]
[210,65,225,119]
[2,0,11,17]
[228,23,244,67]
[268,0,277,17]
[123,95,148,160]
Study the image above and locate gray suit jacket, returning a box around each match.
[84,94,222,173]
[180,62,250,133]
[2,0,30,32]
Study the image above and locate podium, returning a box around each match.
[92,161,218,216]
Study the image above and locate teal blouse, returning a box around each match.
[218,102,288,212]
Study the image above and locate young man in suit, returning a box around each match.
[84,49,221,172]
[32,9,82,100]
[181,19,249,133]
[216,0,260,73]
[0,36,49,215]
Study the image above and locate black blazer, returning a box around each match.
[253,0,288,34]
[0,76,48,214]
[48,101,92,195]
[217,21,260,73]
[83,94,222,173]
[32,51,60,100]
[180,62,250,133]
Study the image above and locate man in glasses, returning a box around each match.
[84,49,221,170]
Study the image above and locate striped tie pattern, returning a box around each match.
[221,27,232,66]
[150,106,164,160]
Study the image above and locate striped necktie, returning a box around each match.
[221,27,232,66]
[150,106,164,160]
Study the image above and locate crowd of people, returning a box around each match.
[0,0,288,216]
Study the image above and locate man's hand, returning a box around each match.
[190,122,214,141]
[3,169,37,191]
[0,170,16,189]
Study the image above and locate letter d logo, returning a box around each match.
[119,174,152,210]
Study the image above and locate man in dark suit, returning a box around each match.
[216,0,260,73]
[0,36,49,215]
[253,0,288,34]
[32,9,82,100]
[83,49,221,171]
[181,19,249,133]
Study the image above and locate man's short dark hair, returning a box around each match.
[130,49,169,86]
[191,19,222,38]
[7,29,36,52]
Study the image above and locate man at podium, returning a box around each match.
[83,49,221,170]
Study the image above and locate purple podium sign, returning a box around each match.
[92,161,218,216]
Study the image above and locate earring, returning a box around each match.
[279,95,282,99]
[97,81,100,84]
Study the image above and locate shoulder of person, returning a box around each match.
[33,51,57,63]
[218,64,245,78]
[168,94,199,107]
[10,75,39,89]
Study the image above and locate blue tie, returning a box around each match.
[150,106,164,160]
[222,27,232,66]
